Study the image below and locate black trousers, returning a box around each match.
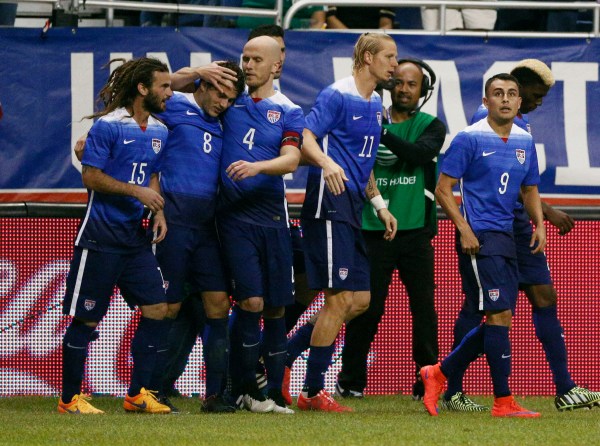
[338,227,439,392]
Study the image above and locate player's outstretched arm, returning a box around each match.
[522,184,546,254]
[301,128,348,196]
[171,62,238,93]
[435,173,479,255]
[82,165,164,213]
[149,173,167,243]
[542,201,575,236]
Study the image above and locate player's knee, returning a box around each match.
[485,309,512,328]
[203,293,230,318]
[140,302,168,320]
[526,284,557,308]
[239,297,264,313]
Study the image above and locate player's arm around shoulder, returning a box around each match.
[435,173,479,255]
[522,184,546,254]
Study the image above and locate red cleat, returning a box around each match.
[282,366,293,406]
[492,395,541,418]
[297,389,353,412]
[420,363,446,416]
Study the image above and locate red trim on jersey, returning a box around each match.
[501,137,508,143]
[140,125,147,132]
[252,98,262,103]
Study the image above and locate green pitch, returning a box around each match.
[0,395,596,446]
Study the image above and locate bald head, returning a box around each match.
[242,36,282,92]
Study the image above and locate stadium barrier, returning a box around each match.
[1,204,599,397]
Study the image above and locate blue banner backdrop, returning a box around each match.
[0,27,599,203]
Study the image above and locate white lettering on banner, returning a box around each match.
[70,53,94,174]
[554,62,600,186]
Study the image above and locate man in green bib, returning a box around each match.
[335,59,446,400]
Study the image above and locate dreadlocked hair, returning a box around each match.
[87,57,169,119]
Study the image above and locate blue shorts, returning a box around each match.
[457,231,518,313]
[301,219,370,291]
[154,223,229,303]
[513,208,552,287]
[218,218,294,308]
[63,246,166,322]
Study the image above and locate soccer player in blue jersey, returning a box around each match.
[442,59,600,412]
[218,36,304,414]
[292,32,398,412]
[58,57,173,414]
[421,73,545,418]
[151,61,245,413]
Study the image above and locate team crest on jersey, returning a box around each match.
[152,138,162,154]
[267,110,281,123]
[376,111,382,126]
[488,289,500,302]
[516,149,525,164]
[339,268,348,281]
[84,299,96,311]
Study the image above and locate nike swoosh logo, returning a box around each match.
[501,354,511,359]
[124,139,135,145]
[129,400,147,409]
[66,343,86,350]
[352,115,362,120]
[242,342,260,348]
[268,350,287,357]
[234,104,247,108]
[482,151,496,156]
[186,110,198,115]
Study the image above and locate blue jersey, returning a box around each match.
[441,118,539,235]
[302,76,383,228]
[155,92,222,228]
[76,108,168,253]
[218,91,304,228]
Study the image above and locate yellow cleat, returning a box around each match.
[58,394,105,414]
[123,388,171,414]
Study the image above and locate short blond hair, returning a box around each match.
[352,33,395,73]
[511,59,555,88]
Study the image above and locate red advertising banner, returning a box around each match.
[1,218,599,396]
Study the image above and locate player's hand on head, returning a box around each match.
[74,133,88,162]
[323,158,348,196]
[136,187,165,213]
[226,160,259,181]
[545,207,575,236]
[151,211,168,244]
[197,62,238,93]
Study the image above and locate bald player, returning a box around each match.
[218,36,305,414]
[442,59,600,412]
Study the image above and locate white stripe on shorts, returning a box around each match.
[470,254,484,311]
[326,220,333,288]
[69,248,89,316]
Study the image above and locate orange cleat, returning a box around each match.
[123,388,171,414]
[297,389,353,413]
[492,395,541,418]
[282,366,293,406]
[58,394,104,414]
[420,363,446,416]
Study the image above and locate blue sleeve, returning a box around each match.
[440,131,474,179]
[522,140,540,186]
[284,106,305,136]
[82,119,115,171]
[470,105,487,125]
[305,87,343,138]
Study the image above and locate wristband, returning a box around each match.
[370,195,386,212]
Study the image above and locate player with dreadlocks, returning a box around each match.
[58,57,173,414]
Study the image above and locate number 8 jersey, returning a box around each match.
[218,91,304,228]
[301,76,383,228]
[440,117,539,235]
[77,108,168,253]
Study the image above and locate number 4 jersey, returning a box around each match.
[218,91,304,228]
[301,76,383,228]
[77,107,168,253]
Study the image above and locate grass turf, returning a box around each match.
[0,395,597,446]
